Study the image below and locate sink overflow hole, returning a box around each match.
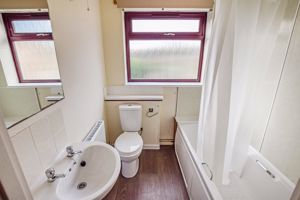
[77,182,87,190]
[80,161,87,167]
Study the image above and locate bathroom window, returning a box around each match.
[124,12,207,83]
[2,13,60,83]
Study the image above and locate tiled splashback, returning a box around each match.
[10,109,69,190]
[176,87,201,119]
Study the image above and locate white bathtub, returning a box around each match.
[175,121,295,200]
[175,121,223,200]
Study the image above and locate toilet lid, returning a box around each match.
[115,132,143,156]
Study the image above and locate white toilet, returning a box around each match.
[115,104,143,178]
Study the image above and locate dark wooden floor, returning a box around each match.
[102,146,189,200]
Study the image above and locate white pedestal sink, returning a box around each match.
[33,142,120,200]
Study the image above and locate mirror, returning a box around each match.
[0,10,64,129]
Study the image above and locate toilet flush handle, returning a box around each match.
[138,128,143,135]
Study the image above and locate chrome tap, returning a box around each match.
[45,168,65,182]
[66,146,82,157]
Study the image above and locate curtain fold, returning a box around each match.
[197,0,299,185]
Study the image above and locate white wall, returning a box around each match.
[46,0,106,143]
[100,0,124,86]
[0,61,6,86]
[259,9,300,184]
[247,2,300,184]
[160,88,177,143]
[2,0,107,193]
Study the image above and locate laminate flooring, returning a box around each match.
[102,146,189,200]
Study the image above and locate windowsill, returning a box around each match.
[126,82,202,87]
[105,94,164,101]
[6,82,62,88]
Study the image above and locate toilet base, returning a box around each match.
[121,158,139,178]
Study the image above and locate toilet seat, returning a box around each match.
[115,132,143,157]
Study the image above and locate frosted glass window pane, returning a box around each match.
[12,20,52,33]
[129,40,201,80]
[132,20,200,32]
[14,41,60,80]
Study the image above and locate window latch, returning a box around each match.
[36,33,49,37]
[163,33,176,36]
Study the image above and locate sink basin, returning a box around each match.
[56,142,120,200]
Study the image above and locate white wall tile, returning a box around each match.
[176,87,202,118]
[9,109,70,191]
[30,117,57,169]
[11,128,43,188]
[30,117,53,146]
[54,128,69,152]
[47,109,64,134]
[35,139,58,169]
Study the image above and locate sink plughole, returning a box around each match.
[56,142,120,200]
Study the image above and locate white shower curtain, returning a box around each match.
[197,0,299,184]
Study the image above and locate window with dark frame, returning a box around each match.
[124,12,207,83]
[2,13,60,83]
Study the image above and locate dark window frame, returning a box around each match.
[2,13,60,83]
[124,12,207,83]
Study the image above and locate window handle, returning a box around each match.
[36,33,50,37]
[163,33,176,36]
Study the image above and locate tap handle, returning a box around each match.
[66,146,74,153]
[45,168,55,178]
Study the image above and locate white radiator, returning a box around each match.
[83,120,106,143]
